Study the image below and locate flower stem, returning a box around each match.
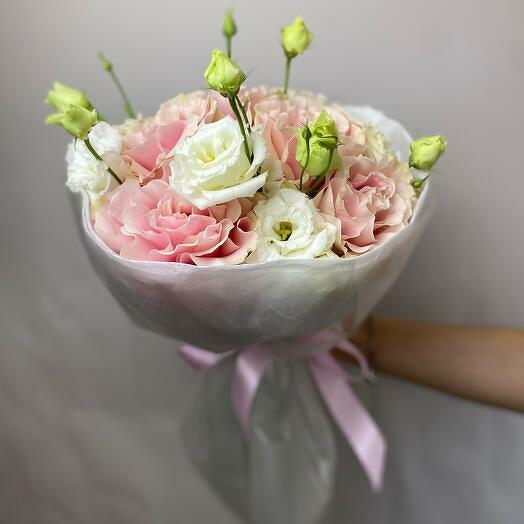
[235,95,252,133]
[299,141,310,192]
[299,166,306,192]
[229,95,252,160]
[102,63,136,119]
[284,56,292,95]
[84,138,123,185]
[226,37,232,58]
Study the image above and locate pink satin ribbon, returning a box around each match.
[179,329,386,491]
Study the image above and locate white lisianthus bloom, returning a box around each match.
[247,188,337,262]
[170,116,267,210]
[362,124,394,162]
[89,121,123,153]
[66,122,123,202]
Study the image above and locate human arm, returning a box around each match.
[340,316,524,413]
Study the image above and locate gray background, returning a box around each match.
[1,0,523,522]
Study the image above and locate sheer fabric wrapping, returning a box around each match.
[76,107,432,523]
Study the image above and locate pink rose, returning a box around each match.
[244,88,364,182]
[248,89,324,180]
[93,179,257,266]
[314,156,415,254]
[121,91,227,184]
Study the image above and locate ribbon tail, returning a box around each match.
[308,353,386,491]
[336,338,372,379]
[232,345,270,438]
[179,343,232,371]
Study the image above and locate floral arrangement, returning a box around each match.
[45,15,445,267]
[44,12,446,523]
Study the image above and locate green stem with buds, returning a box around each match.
[99,54,136,119]
[229,95,252,160]
[110,69,136,118]
[284,56,292,95]
[84,138,123,185]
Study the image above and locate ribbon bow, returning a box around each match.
[179,328,386,491]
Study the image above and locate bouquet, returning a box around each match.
[45,12,445,524]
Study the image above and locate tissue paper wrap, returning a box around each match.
[77,106,432,524]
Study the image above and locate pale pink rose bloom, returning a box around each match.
[248,89,324,181]
[244,88,364,183]
[93,179,257,266]
[314,156,415,255]
[121,91,227,185]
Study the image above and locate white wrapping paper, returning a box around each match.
[75,107,433,524]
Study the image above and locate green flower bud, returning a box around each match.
[301,124,312,142]
[296,111,340,177]
[311,111,339,144]
[44,82,93,125]
[409,135,447,171]
[315,134,339,150]
[411,178,425,189]
[204,49,246,97]
[98,52,113,71]
[61,106,98,139]
[222,9,237,38]
[281,17,313,59]
[301,143,340,178]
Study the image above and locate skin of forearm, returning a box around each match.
[346,316,524,413]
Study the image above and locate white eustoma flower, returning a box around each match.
[66,122,123,202]
[170,116,267,210]
[248,188,336,262]
[89,121,123,153]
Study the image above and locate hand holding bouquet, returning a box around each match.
[45,12,445,524]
